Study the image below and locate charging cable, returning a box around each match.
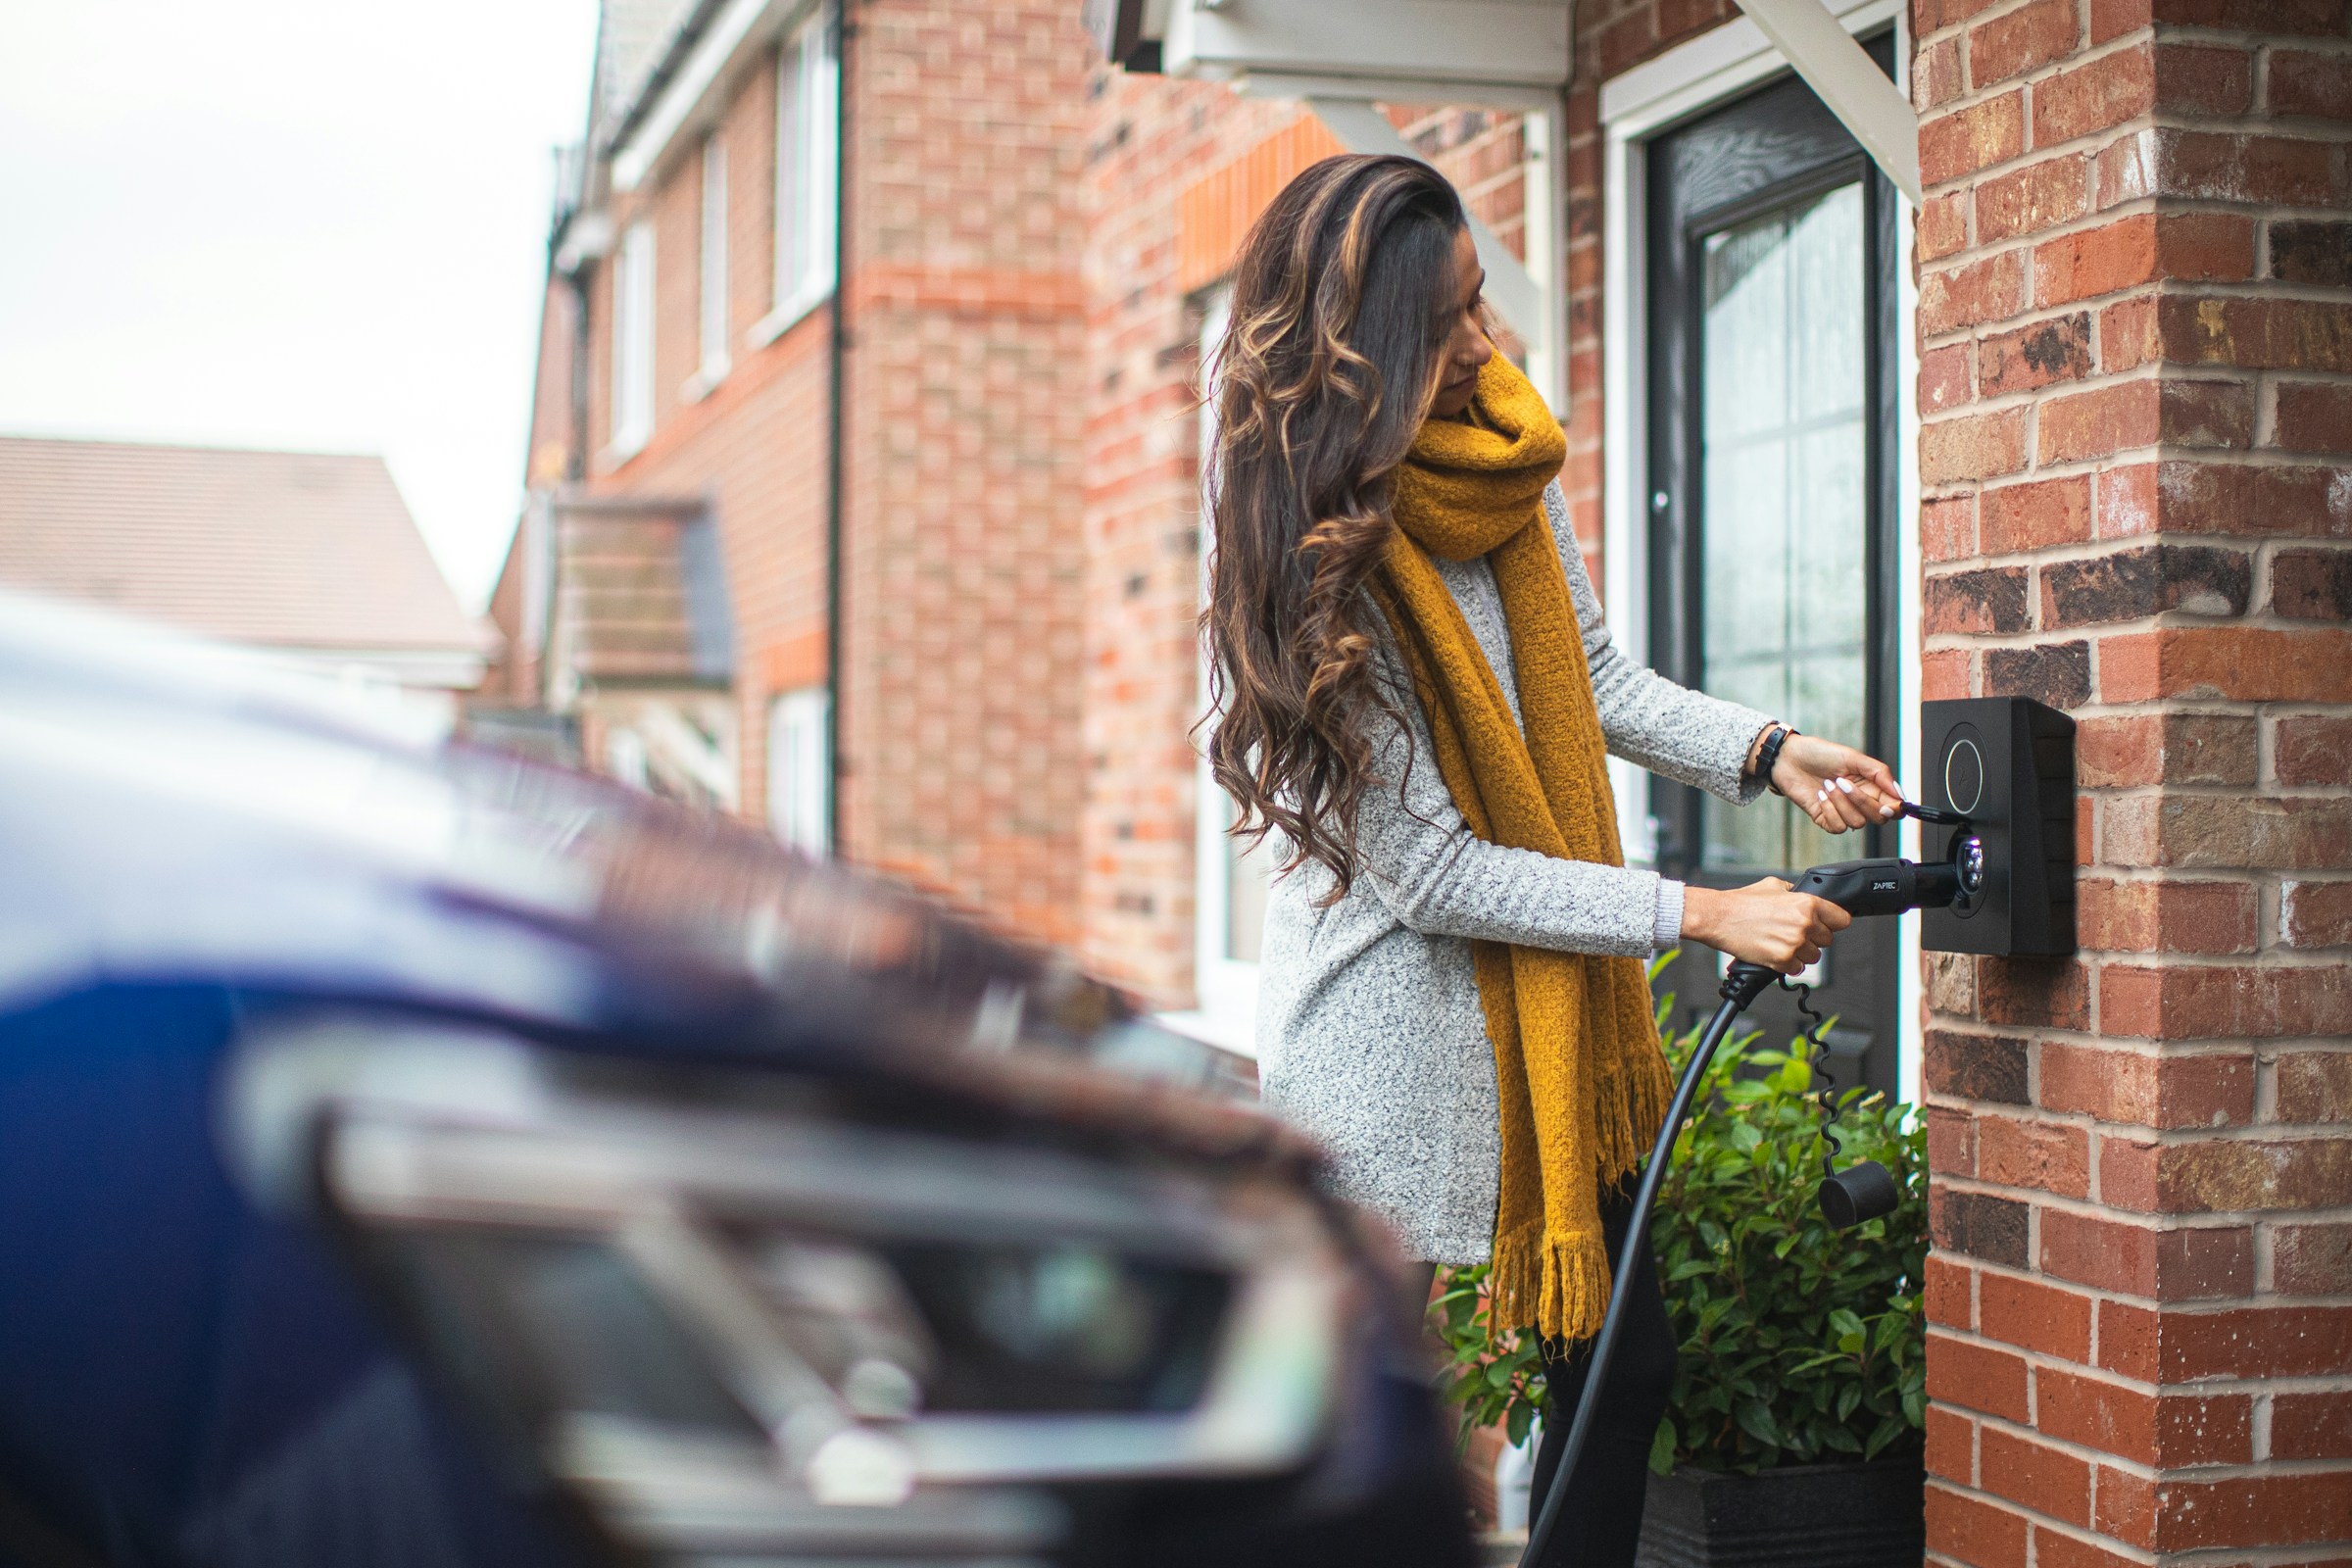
[1518,824,1978,1567]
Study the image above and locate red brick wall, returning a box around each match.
[1910,0,2352,1560]
[835,0,1096,945]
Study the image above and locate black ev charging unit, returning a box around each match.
[1919,696,2079,956]
[1522,698,2078,1567]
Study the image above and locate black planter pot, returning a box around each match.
[1634,1458,1924,1567]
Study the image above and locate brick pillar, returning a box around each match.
[1912,0,2352,1562]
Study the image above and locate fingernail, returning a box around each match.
[1836,778,1854,794]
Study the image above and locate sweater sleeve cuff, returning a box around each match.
[1653,879,1686,955]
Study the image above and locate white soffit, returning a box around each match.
[1167,0,1570,100]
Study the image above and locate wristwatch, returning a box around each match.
[1751,724,1798,795]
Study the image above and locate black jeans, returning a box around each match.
[1524,1179,1677,1568]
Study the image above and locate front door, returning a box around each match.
[1645,42,1902,1095]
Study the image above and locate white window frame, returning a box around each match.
[693,135,731,394]
[753,2,839,346]
[611,220,657,458]
[1596,0,1923,1099]
[1162,285,1268,1057]
[767,686,832,855]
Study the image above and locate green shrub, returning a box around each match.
[1430,956,1928,1475]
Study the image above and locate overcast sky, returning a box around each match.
[0,0,603,609]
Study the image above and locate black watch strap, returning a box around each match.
[1754,724,1797,794]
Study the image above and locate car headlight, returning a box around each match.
[233,1021,1352,1564]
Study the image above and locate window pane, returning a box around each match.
[612,222,656,452]
[769,7,837,315]
[1695,182,1865,875]
[700,139,727,370]
[774,29,806,305]
[767,687,830,854]
[806,7,836,295]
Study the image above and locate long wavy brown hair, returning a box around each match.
[1202,154,1468,897]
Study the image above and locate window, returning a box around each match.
[612,220,656,457]
[767,687,830,855]
[768,3,838,332]
[1690,183,1870,879]
[698,136,729,383]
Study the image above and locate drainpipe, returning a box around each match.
[823,0,850,854]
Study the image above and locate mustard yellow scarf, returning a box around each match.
[1371,356,1672,1343]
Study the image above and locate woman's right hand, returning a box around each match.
[1679,878,1851,974]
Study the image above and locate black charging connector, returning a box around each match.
[1789,854,1966,919]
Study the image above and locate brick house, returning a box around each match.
[497,0,2350,1556]
[490,0,1092,940]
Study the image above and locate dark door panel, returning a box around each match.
[1645,38,1903,1095]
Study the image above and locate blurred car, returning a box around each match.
[0,593,1473,1568]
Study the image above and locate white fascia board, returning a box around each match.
[1170,0,1569,94]
[1305,97,1544,344]
[1731,0,1920,200]
[612,0,797,194]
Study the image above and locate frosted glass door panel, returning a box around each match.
[1697,181,1866,875]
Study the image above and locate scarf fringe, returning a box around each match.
[1602,1034,1675,1183]
[1486,1040,1671,1346]
[1490,1228,1613,1347]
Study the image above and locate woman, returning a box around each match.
[1201,154,1903,1564]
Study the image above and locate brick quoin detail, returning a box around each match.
[1913,0,2352,1561]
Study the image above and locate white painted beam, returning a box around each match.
[1731,0,1922,203]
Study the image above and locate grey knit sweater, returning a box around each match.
[1255,482,1774,1264]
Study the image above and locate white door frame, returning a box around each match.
[1597,0,1926,1100]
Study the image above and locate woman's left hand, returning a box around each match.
[1769,733,1903,833]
